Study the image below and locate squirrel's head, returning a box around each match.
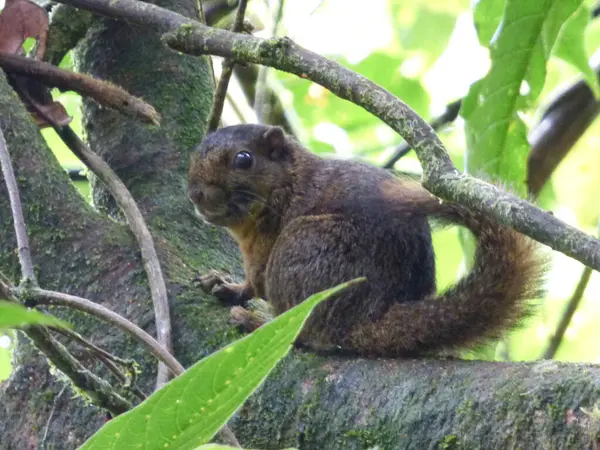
[188,124,294,227]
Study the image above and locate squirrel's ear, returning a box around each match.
[263,127,287,160]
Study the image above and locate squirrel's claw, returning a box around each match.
[194,269,233,293]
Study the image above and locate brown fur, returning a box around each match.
[189,124,547,357]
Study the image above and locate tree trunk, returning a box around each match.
[1,2,600,449]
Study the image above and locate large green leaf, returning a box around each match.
[463,0,585,194]
[554,4,600,97]
[0,301,69,329]
[79,279,363,450]
[473,0,504,46]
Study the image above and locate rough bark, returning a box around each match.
[1,2,600,450]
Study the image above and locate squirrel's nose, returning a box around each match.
[188,186,204,205]
[189,185,227,207]
[204,185,227,205]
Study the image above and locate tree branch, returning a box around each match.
[528,74,600,196]
[47,0,600,272]
[230,355,600,448]
[53,125,173,389]
[542,219,600,359]
[25,326,133,415]
[0,53,160,125]
[52,326,147,401]
[27,286,185,376]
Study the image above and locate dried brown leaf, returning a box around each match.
[0,0,49,59]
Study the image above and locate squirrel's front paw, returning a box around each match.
[195,270,249,306]
[211,283,247,305]
[194,269,233,293]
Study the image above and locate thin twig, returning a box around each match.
[206,0,249,132]
[542,266,592,359]
[30,287,184,376]
[383,99,462,169]
[52,326,147,401]
[26,325,133,414]
[254,0,285,123]
[542,218,600,359]
[41,384,67,450]
[0,126,36,284]
[94,353,147,401]
[53,326,133,369]
[53,125,173,390]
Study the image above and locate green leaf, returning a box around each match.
[472,0,504,46]
[0,301,69,329]
[463,0,584,194]
[79,279,364,450]
[554,4,600,98]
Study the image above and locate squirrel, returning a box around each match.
[188,124,547,357]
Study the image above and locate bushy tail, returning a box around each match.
[349,195,548,357]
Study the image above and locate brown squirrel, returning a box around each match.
[188,124,547,356]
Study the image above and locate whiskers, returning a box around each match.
[233,189,284,220]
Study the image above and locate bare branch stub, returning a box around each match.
[254,0,286,124]
[206,0,249,132]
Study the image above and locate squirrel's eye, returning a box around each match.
[233,151,253,170]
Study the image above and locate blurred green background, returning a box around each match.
[2,0,600,380]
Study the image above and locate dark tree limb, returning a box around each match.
[528,75,600,197]
[51,326,148,402]
[24,326,133,415]
[48,0,600,272]
[0,120,132,415]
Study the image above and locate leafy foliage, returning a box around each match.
[79,280,362,450]
[463,0,595,194]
